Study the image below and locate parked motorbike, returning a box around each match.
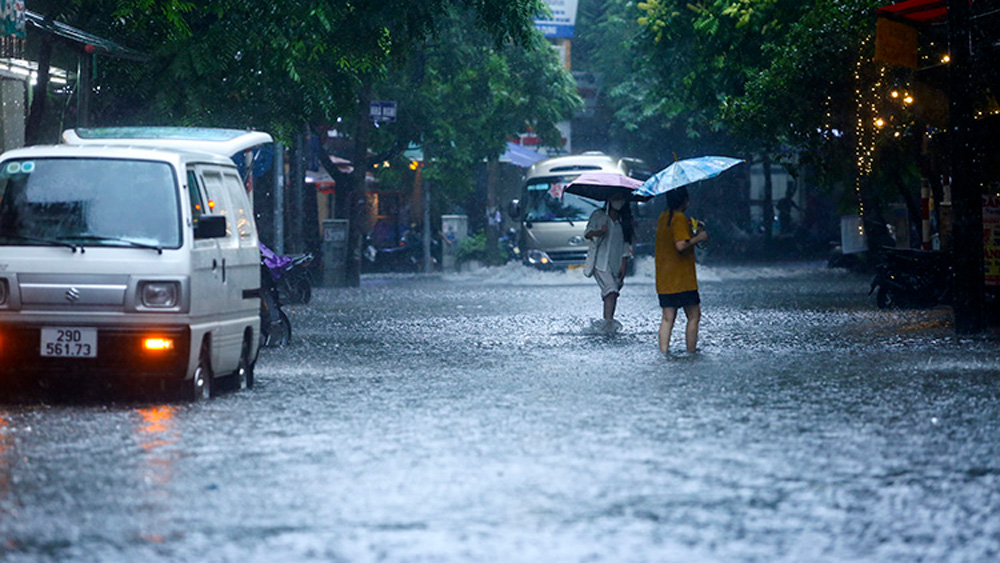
[869,247,953,309]
[259,243,293,347]
[363,229,439,272]
[275,252,314,304]
[500,227,521,263]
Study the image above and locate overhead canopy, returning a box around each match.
[24,10,147,61]
[877,0,947,25]
[501,142,546,168]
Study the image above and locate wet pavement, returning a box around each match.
[1,260,998,562]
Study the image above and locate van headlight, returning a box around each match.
[0,279,7,306]
[139,281,180,308]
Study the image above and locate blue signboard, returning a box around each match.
[534,0,577,39]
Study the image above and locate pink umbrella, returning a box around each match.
[564,172,644,201]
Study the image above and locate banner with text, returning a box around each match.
[535,0,578,38]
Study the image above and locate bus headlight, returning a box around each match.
[526,249,552,267]
[139,281,179,308]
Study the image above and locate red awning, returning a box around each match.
[877,0,948,24]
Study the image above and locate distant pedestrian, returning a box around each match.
[655,186,708,353]
[584,194,633,331]
[776,184,800,235]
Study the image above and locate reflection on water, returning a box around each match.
[135,405,178,488]
[134,405,179,545]
[0,413,9,500]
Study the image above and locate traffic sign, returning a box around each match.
[370,101,397,123]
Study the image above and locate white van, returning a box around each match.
[510,152,647,268]
[0,127,272,400]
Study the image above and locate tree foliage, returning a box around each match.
[370,8,580,205]
[27,0,549,143]
[573,0,886,189]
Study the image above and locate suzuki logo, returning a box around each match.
[568,236,585,246]
[65,287,81,303]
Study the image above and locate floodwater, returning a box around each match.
[1,259,998,562]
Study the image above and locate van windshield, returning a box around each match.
[524,179,602,222]
[0,158,181,249]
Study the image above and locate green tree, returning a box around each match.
[369,8,580,265]
[27,0,550,284]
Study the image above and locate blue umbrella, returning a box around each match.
[636,156,744,198]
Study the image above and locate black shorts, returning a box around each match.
[658,290,700,309]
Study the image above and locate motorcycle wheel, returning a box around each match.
[263,309,292,347]
[284,276,311,304]
[876,287,894,309]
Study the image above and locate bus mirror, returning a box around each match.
[508,199,521,219]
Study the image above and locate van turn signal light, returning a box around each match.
[143,338,174,351]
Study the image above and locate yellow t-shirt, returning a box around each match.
[655,209,698,295]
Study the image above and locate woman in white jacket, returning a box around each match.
[583,194,633,330]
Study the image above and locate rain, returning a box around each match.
[2,1,1000,561]
[1,260,998,562]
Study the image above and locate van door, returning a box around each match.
[187,167,224,323]
[195,165,245,374]
[219,168,260,331]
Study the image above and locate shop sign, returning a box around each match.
[1,0,25,39]
[534,0,578,38]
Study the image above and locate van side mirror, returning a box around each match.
[508,199,521,219]
[194,214,227,239]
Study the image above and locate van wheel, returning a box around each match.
[186,342,213,401]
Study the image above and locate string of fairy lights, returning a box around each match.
[853,33,885,222]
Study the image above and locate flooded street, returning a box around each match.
[1,260,999,562]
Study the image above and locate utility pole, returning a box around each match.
[948,0,985,334]
[274,143,285,255]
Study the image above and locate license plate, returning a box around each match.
[567,264,584,270]
[41,327,98,358]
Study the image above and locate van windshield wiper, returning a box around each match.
[0,233,84,253]
[63,235,164,254]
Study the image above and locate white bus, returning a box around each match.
[509,152,647,268]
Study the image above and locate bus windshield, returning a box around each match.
[524,179,602,223]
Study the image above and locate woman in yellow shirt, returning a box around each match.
[655,187,708,353]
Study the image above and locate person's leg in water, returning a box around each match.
[603,291,618,321]
[683,303,701,353]
[658,307,677,353]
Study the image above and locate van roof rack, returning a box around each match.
[62,127,273,158]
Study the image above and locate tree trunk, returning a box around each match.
[77,54,91,127]
[948,0,985,334]
[485,156,500,265]
[345,83,373,287]
[25,36,53,146]
[292,129,306,252]
[761,154,773,240]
